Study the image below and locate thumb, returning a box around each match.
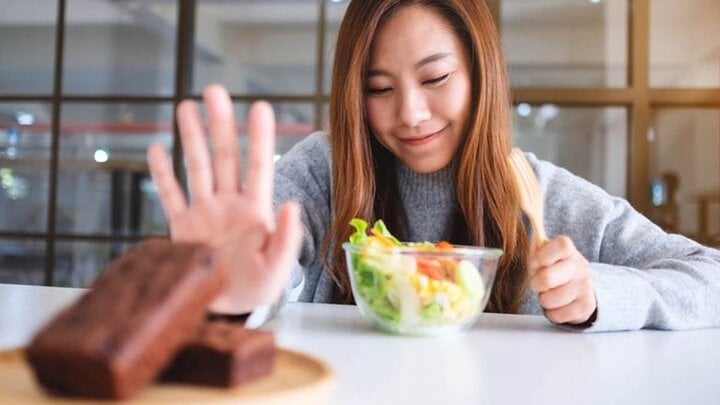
[527,238,543,278]
[265,201,303,285]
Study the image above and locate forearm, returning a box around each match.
[580,254,720,332]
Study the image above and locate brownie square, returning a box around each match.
[161,319,275,387]
[26,239,224,399]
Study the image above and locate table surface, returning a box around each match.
[2,283,719,405]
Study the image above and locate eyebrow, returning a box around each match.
[367,52,453,78]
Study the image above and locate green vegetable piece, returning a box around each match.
[369,296,401,324]
[353,254,401,324]
[455,260,485,304]
[420,302,443,321]
[355,260,386,301]
[372,220,402,246]
[349,218,369,245]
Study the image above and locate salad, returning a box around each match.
[345,218,489,334]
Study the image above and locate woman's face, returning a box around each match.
[365,5,471,173]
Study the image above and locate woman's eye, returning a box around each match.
[367,87,392,95]
[423,73,450,86]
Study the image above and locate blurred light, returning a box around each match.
[330,0,345,3]
[6,126,20,145]
[538,104,559,121]
[273,154,282,163]
[140,178,158,195]
[0,168,12,187]
[650,178,667,206]
[517,103,532,117]
[647,127,656,142]
[589,0,601,3]
[15,111,35,126]
[94,149,109,163]
[0,168,28,200]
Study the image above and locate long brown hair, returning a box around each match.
[324,0,529,313]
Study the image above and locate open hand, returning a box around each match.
[147,84,302,314]
[527,236,596,325]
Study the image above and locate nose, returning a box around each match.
[397,87,431,128]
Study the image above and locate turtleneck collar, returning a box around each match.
[393,156,459,242]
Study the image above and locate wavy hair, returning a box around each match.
[324,0,529,313]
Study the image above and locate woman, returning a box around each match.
[148,0,720,331]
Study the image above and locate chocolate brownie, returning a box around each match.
[160,319,275,387]
[26,239,224,399]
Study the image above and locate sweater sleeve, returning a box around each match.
[272,132,333,302]
[528,153,720,332]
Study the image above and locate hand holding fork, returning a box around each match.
[508,148,597,326]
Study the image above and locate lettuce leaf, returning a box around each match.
[371,220,402,246]
[349,218,369,245]
[354,255,400,324]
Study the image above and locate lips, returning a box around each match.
[400,126,446,146]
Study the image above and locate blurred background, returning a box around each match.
[0,0,718,287]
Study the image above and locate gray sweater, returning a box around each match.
[273,132,720,332]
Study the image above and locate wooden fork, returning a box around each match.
[508,148,548,244]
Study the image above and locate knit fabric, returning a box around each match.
[273,132,720,332]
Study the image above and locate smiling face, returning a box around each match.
[364,4,472,173]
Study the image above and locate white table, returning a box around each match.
[2,283,719,405]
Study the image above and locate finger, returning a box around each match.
[544,294,596,324]
[529,257,576,292]
[245,101,276,208]
[204,84,240,194]
[538,281,578,310]
[264,201,303,291]
[177,99,213,201]
[147,143,187,222]
[528,235,576,268]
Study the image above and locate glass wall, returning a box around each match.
[54,240,134,288]
[648,108,720,243]
[0,102,52,233]
[0,1,57,94]
[64,0,177,95]
[233,102,314,156]
[57,103,172,236]
[503,0,628,88]
[648,0,720,244]
[513,105,628,198]
[0,239,45,285]
[650,0,720,87]
[193,0,319,96]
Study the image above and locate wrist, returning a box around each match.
[561,307,598,330]
[207,288,289,329]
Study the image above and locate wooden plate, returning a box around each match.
[0,347,334,404]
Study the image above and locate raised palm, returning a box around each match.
[147,84,301,314]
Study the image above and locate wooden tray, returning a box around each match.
[0,347,334,404]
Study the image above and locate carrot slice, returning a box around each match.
[417,259,445,280]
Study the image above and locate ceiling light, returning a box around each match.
[15,111,34,125]
[517,103,532,117]
[94,149,110,163]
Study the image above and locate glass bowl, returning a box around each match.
[342,242,503,337]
